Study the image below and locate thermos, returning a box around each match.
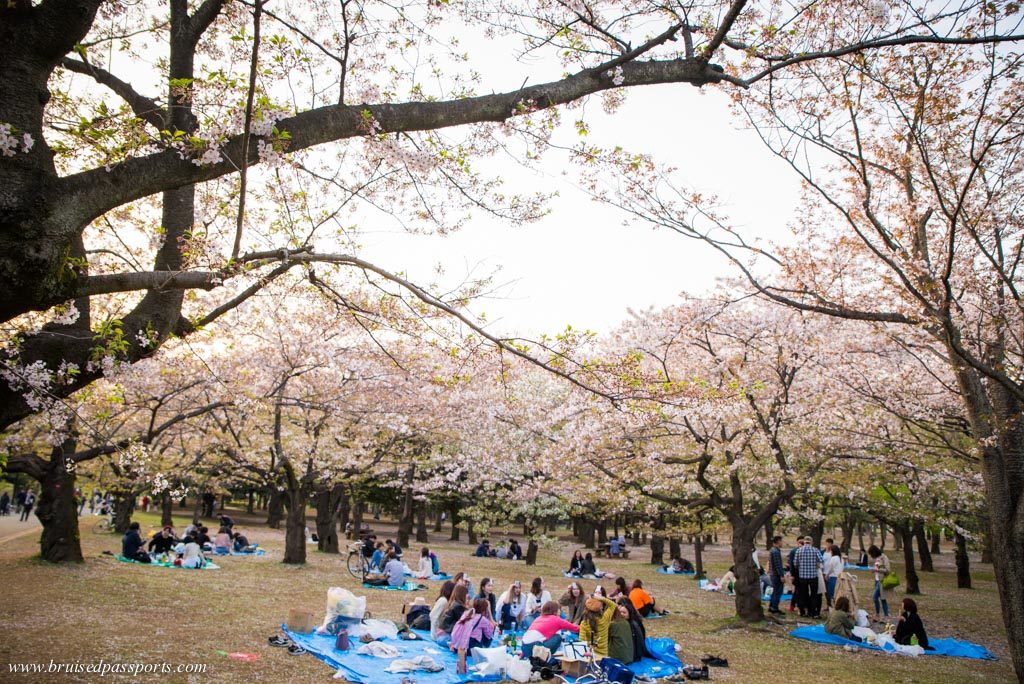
[335,629,349,651]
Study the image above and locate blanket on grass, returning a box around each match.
[656,567,696,576]
[363,581,426,592]
[790,624,997,660]
[406,571,452,581]
[844,563,871,571]
[115,554,220,570]
[762,592,793,602]
[212,548,267,557]
[282,626,683,683]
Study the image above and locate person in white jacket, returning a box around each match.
[523,577,552,629]
[412,547,434,579]
[825,547,845,610]
[495,580,527,631]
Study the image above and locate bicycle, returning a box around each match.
[346,541,372,580]
[91,515,115,534]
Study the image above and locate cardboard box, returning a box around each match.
[286,608,317,633]
[557,657,587,678]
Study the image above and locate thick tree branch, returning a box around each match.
[60,57,167,129]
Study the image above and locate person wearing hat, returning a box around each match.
[579,595,618,656]
[793,535,823,618]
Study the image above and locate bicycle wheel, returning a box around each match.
[347,551,367,579]
[91,518,113,534]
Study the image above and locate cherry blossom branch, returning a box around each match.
[59,57,167,130]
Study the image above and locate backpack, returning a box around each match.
[405,604,430,627]
[599,658,635,684]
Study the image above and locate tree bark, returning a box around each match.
[731,522,763,622]
[525,522,538,566]
[954,526,972,589]
[112,491,134,534]
[351,499,364,541]
[415,502,429,543]
[246,490,255,514]
[160,491,173,527]
[897,524,920,594]
[596,519,608,545]
[763,517,775,551]
[669,537,681,560]
[914,521,934,572]
[448,505,460,541]
[266,487,283,529]
[315,487,339,554]
[650,514,666,565]
[397,464,415,549]
[930,527,941,555]
[36,438,83,563]
[433,508,444,532]
[693,537,705,578]
[283,485,308,565]
[579,519,596,549]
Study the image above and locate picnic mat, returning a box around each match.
[845,564,871,571]
[406,572,452,581]
[790,624,997,660]
[656,567,696,576]
[363,581,426,592]
[282,626,684,683]
[762,592,793,602]
[115,555,220,570]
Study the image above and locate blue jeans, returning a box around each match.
[826,577,837,606]
[523,634,562,664]
[872,581,889,616]
[768,575,784,611]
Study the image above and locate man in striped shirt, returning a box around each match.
[793,536,823,618]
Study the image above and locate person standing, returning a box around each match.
[0,491,9,516]
[768,535,786,614]
[786,537,804,614]
[19,490,35,522]
[794,535,822,618]
[825,547,844,610]
[868,545,893,620]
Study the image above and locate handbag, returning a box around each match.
[881,572,900,590]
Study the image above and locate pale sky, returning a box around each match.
[355,21,802,338]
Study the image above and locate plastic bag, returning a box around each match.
[347,618,399,641]
[327,586,367,619]
[469,646,508,675]
[644,637,682,667]
[506,656,533,682]
[855,609,870,628]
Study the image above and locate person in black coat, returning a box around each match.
[148,527,176,554]
[122,522,151,563]
[894,598,932,650]
[615,597,649,662]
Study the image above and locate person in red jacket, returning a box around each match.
[521,601,579,663]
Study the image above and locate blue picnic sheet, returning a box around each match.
[406,571,452,581]
[363,581,426,591]
[762,592,793,602]
[115,554,220,570]
[845,563,871,571]
[282,626,684,683]
[656,567,696,575]
[212,547,266,556]
[790,624,997,660]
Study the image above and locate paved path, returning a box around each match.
[0,513,41,545]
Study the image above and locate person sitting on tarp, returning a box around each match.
[894,598,933,650]
[669,558,694,573]
[385,551,406,588]
[213,527,232,554]
[179,532,206,569]
[474,539,492,557]
[522,601,579,663]
[508,538,523,560]
[370,542,386,571]
[824,596,860,641]
[232,530,257,553]
[122,522,151,563]
[148,526,176,555]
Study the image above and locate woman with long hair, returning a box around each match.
[559,582,586,623]
[568,550,585,576]
[868,545,892,619]
[578,595,618,656]
[451,597,497,652]
[439,584,470,643]
[478,577,497,618]
[628,579,658,617]
[413,546,433,579]
[615,597,648,661]
[430,581,456,640]
[523,577,551,629]
[495,580,526,631]
[609,576,630,599]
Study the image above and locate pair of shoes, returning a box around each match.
[700,655,728,667]
[287,644,306,656]
[268,635,290,647]
[359,633,375,643]
[767,608,782,614]
[681,665,710,680]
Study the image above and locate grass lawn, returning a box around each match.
[0,507,1015,683]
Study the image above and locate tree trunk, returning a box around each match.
[112,491,134,534]
[160,491,173,527]
[981,530,993,564]
[914,521,934,572]
[597,519,608,545]
[266,487,283,529]
[839,515,854,554]
[246,490,255,514]
[338,489,350,540]
[857,521,866,554]
[525,522,538,566]
[351,500,364,541]
[954,526,972,589]
[930,527,941,555]
[397,465,415,549]
[36,439,84,563]
[650,514,666,565]
[191,494,203,526]
[283,485,308,565]
[579,519,596,549]
[669,537,681,560]
[416,502,429,543]
[433,508,444,532]
[731,522,763,622]
[315,488,339,554]
[694,537,705,578]
[448,505,460,541]
[467,526,478,546]
[763,517,775,551]
[897,524,920,594]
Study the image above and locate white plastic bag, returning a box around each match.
[347,618,399,641]
[469,646,509,675]
[855,609,870,628]
[327,586,367,619]
[506,656,533,682]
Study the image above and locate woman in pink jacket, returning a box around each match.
[522,601,580,663]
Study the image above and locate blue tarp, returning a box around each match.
[656,567,696,576]
[790,624,997,660]
[845,564,871,571]
[762,592,793,602]
[363,581,426,592]
[406,572,452,581]
[115,554,219,570]
[281,626,684,683]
